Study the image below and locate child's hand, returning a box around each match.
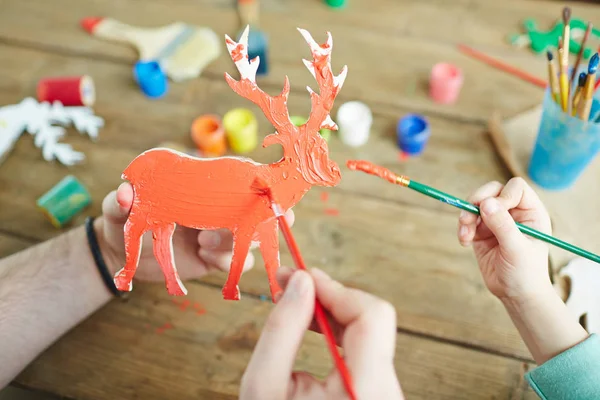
[240,267,404,400]
[457,178,553,301]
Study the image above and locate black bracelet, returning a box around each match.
[85,216,124,298]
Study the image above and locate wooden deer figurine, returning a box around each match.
[114,26,347,301]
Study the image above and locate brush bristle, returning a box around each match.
[563,7,571,23]
[547,50,553,61]
[588,53,599,74]
[579,72,588,86]
[251,177,272,196]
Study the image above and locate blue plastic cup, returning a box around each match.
[528,89,600,190]
[397,114,430,155]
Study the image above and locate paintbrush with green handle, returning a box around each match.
[347,160,600,264]
[237,0,268,76]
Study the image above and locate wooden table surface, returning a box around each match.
[1,0,598,398]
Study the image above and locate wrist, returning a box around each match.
[499,284,558,315]
[92,217,122,278]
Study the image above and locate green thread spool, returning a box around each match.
[290,115,331,141]
[37,175,91,228]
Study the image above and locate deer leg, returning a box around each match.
[152,223,187,296]
[222,227,254,301]
[256,219,282,302]
[114,215,148,292]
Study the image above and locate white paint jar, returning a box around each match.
[336,101,372,147]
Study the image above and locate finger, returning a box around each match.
[276,265,295,290]
[102,183,133,224]
[479,197,525,254]
[497,177,551,232]
[241,271,315,398]
[197,229,233,251]
[310,268,397,368]
[288,371,324,397]
[198,249,255,273]
[459,181,504,241]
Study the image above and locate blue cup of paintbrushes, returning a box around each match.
[528,88,600,190]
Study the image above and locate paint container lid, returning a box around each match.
[429,63,463,104]
[133,60,168,98]
[191,115,226,157]
[397,114,430,155]
[337,101,372,147]
[325,0,347,8]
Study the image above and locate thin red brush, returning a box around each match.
[457,44,546,88]
[252,177,357,400]
[595,45,600,92]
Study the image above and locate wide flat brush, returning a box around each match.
[252,177,357,400]
[347,160,600,264]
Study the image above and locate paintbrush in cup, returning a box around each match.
[347,160,600,264]
[570,22,592,86]
[547,51,560,104]
[237,0,268,76]
[572,72,587,116]
[579,53,599,121]
[251,177,358,400]
[558,36,569,112]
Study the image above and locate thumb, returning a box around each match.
[241,271,315,397]
[479,198,524,254]
[102,183,133,224]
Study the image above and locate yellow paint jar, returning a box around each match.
[223,108,258,154]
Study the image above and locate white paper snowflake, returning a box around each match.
[0,97,104,166]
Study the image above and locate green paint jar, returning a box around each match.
[290,115,332,141]
[37,175,91,228]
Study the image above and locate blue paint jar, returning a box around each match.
[133,60,168,98]
[528,88,600,190]
[397,114,430,155]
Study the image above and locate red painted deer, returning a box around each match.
[114,26,347,301]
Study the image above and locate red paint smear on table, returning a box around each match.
[114,29,346,303]
[320,191,329,202]
[346,160,398,184]
[179,299,191,311]
[324,208,339,216]
[193,302,207,316]
[398,151,409,162]
[156,322,173,335]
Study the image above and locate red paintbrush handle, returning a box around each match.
[277,215,358,400]
[457,44,547,88]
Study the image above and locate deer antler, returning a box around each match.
[224,26,294,149]
[298,28,348,134]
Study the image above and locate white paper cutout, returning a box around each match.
[560,257,600,333]
[0,97,104,166]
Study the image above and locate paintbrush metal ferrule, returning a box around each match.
[395,176,410,186]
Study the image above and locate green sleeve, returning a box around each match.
[525,334,600,399]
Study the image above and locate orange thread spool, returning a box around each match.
[191,115,226,157]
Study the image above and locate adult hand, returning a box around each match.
[97,182,294,282]
[240,267,404,400]
[457,177,552,301]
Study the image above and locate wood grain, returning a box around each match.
[0,0,570,397]
[15,283,538,400]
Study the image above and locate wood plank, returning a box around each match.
[0,0,577,122]
[15,282,538,400]
[0,44,532,359]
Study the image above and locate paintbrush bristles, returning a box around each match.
[563,7,571,24]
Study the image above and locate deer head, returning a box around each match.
[224,26,347,187]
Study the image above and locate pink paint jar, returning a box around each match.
[429,63,463,104]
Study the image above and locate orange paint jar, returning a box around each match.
[191,115,226,157]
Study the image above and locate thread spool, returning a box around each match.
[429,63,464,104]
[290,115,331,141]
[37,175,91,228]
[223,108,258,154]
[134,60,168,98]
[337,101,372,147]
[397,114,430,155]
[37,76,95,107]
[191,115,226,157]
